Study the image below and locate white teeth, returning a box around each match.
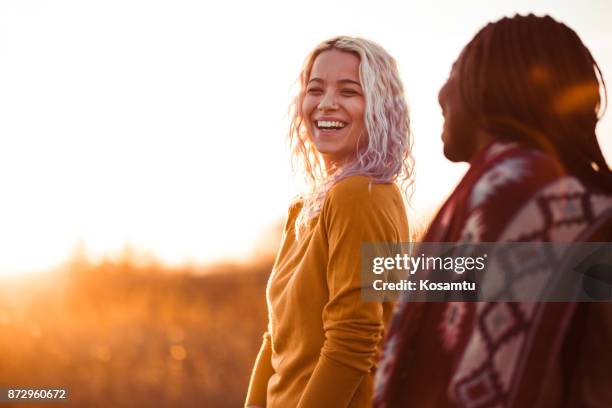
[317,120,346,129]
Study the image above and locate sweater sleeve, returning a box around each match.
[245,331,274,407]
[297,178,404,408]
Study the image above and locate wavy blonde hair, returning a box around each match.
[290,36,414,237]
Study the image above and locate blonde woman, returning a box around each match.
[245,36,413,408]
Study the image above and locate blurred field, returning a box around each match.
[0,212,425,408]
[0,254,273,407]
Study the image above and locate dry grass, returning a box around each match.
[0,256,272,407]
[0,214,426,407]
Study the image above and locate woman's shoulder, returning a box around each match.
[323,175,409,238]
[327,175,400,204]
[324,175,402,214]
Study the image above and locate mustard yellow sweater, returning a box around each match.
[245,175,409,408]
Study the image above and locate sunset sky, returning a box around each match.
[1,0,611,274]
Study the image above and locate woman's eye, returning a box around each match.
[341,89,359,96]
[307,88,323,94]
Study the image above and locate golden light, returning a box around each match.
[0,1,610,276]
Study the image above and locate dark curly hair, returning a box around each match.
[455,14,612,192]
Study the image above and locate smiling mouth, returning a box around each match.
[315,120,347,130]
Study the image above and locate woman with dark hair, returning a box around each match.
[375,14,612,407]
[440,14,611,191]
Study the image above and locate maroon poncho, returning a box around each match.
[375,141,612,407]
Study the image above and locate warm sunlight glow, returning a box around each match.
[0,0,611,275]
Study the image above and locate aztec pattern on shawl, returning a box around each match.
[374,141,612,408]
[450,178,612,407]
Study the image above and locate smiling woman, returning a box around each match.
[301,50,366,166]
[291,38,414,240]
[245,36,414,408]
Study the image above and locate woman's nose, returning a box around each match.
[318,90,338,110]
[438,83,447,108]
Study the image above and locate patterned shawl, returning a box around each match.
[374,141,612,407]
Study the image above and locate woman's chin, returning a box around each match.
[312,142,338,156]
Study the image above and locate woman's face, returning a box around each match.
[438,56,486,162]
[302,49,366,167]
